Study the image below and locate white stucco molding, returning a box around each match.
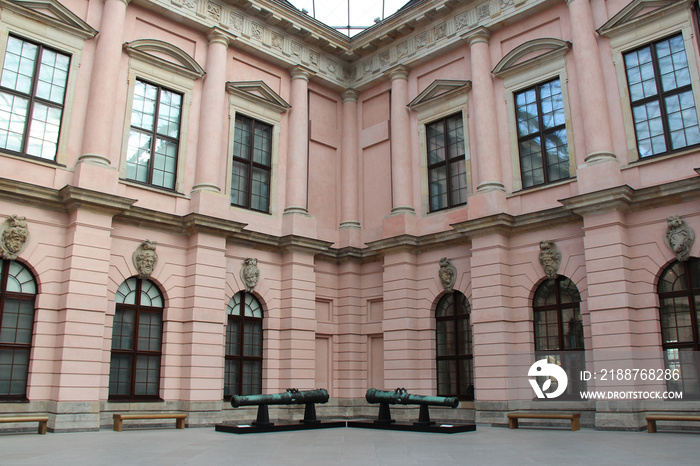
[408,79,472,113]
[0,0,97,39]
[597,0,694,38]
[123,39,205,80]
[492,38,572,79]
[225,80,291,114]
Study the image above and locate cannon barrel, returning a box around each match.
[231,388,329,408]
[366,388,459,408]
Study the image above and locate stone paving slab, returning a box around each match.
[2,425,700,465]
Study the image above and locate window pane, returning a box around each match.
[231,160,249,207]
[449,159,468,206]
[519,137,544,188]
[243,320,262,357]
[1,37,38,94]
[429,165,447,210]
[544,129,569,182]
[427,120,446,165]
[252,122,272,166]
[108,354,132,396]
[131,81,157,130]
[437,360,457,396]
[226,319,241,356]
[137,311,162,352]
[6,261,37,294]
[156,89,181,138]
[111,308,135,350]
[241,360,262,395]
[0,348,30,396]
[233,117,251,160]
[134,355,160,396]
[26,102,62,160]
[250,167,270,212]
[515,88,538,137]
[224,359,240,396]
[0,92,28,152]
[665,91,700,150]
[152,138,178,189]
[126,130,152,183]
[632,101,666,157]
[36,48,70,104]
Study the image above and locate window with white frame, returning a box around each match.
[126,80,183,190]
[0,36,70,161]
[493,38,574,192]
[623,34,700,158]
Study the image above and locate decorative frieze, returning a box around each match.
[538,240,562,279]
[133,240,158,278]
[0,215,29,260]
[664,216,695,262]
[241,258,261,292]
[439,257,457,291]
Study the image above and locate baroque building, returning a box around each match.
[0,0,699,431]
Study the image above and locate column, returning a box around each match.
[567,0,621,193]
[179,232,227,407]
[52,207,118,430]
[277,250,317,389]
[284,66,312,215]
[192,29,230,194]
[389,66,414,215]
[466,28,505,193]
[80,0,129,167]
[340,89,360,230]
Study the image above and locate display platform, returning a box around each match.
[215,421,347,434]
[346,420,476,434]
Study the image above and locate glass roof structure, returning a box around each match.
[282,0,415,37]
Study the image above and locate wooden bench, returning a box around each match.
[113,413,187,432]
[0,416,49,434]
[646,414,700,433]
[507,412,580,431]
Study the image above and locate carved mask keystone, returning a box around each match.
[241,258,260,292]
[133,240,158,278]
[665,216,695,262]
[0,215,29,260]
[539,240,562,280]
[438,257,457,291]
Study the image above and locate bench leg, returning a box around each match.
[176,417,185,429]
[114,417,123,432]
[647,420,656,434]
[38,421,47,435]
[571,417,580,431]
[508,418,518,429]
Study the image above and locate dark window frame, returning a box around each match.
[658,258,700,399]
[230,114,273,213]
[126,78,183,191]
[0,259,37,402]
[224,291,263,399]
[435,290,474,401]
[426,113,468,213]
[514,77,570,189]
[623,33,700,159]
[0,35,71,162]
[108,278,164,402]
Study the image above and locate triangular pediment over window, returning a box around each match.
[226,81,291,114]
[124,39,205,80]
[0,0,97,39]
[408,80,471,112]
[598,0,693,37]
[492,38,571,78]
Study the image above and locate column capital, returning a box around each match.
[111,0,131,7]
[290,65,314,81]
[463,26,491,46]
[386,65,409,81]
[206,28,230,47]
[342,89,359,103]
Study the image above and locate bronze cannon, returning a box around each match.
[231,388,329,426]
[365,388,459,426]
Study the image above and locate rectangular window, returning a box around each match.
[0,36,70,161]
[624,34,700,158]
[426,114,467,212]
[515,78,569,189]
[231,114,272,213]
[126,80,182,190]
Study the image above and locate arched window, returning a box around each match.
[0,260,37,400]
[435,291,474,400]
[224,291,263,398]
[533,276,585,398]
[109,277,164,400]
[658,258,700,396]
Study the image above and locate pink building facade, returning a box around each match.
[0,0,699,431]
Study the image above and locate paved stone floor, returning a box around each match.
[2,424,700,465]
